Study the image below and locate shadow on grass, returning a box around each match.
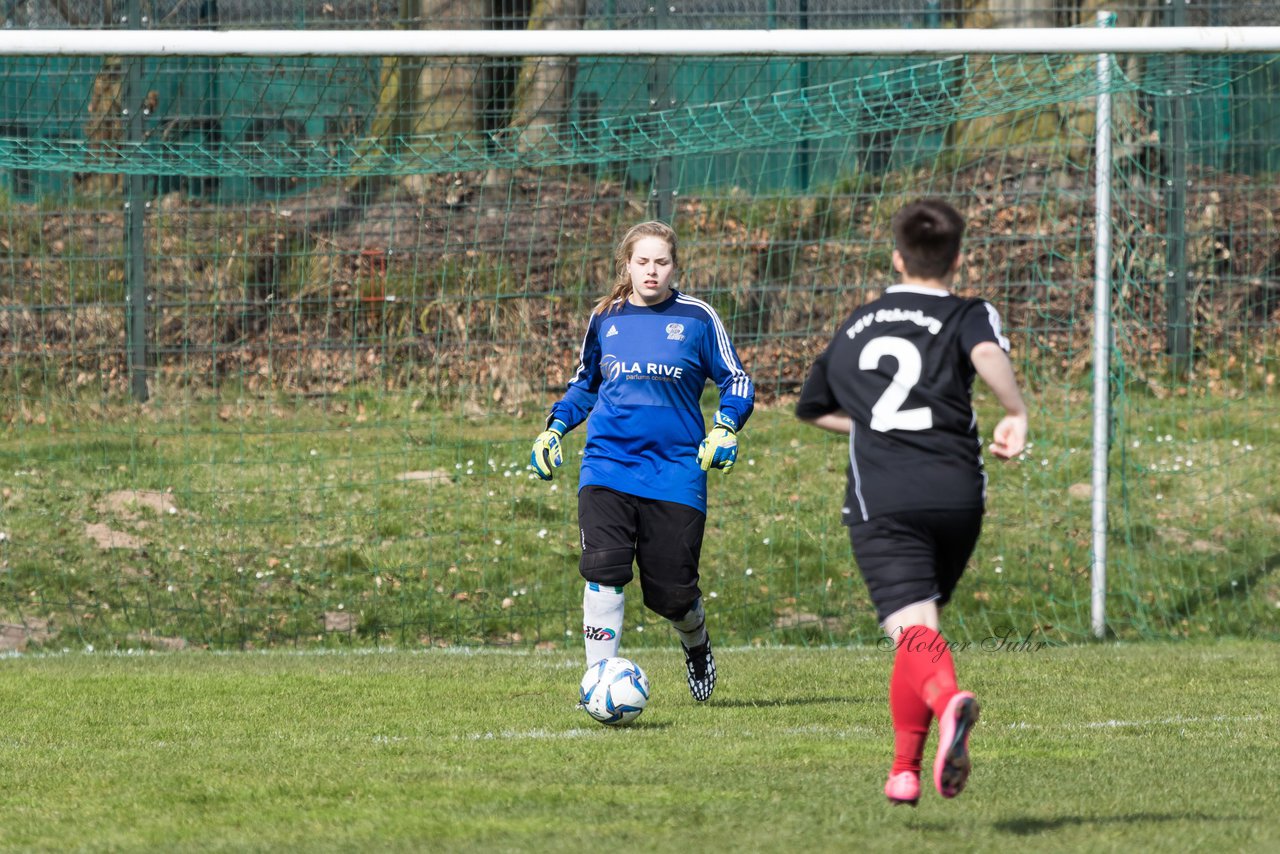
[620,720,673,732]
[995,812,1255,836]
[1161,551,1280,627]
[708,695,872,709]
[562,718,673,733]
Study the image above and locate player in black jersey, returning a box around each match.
[795,199,1028,807]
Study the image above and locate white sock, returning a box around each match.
[582,582,624,667]
[669,598,708,649]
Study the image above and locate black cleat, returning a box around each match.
[682,639,717,702]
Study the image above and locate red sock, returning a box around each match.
[889,651,931,775]
[889,625,961,767]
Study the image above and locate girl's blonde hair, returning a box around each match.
[592,220,679,315]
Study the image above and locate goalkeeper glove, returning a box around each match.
[530,418,568,481]
[697,411,739,473]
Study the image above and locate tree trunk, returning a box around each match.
[991,0,1051,28]
[406,0,487,136]
[48,0,122,193]
[960,0,1052,28]
[950,0,1151,160]
[507,0,588,154]
[394,0,489,197]
[49,0,98,27]
[480,0,584,192]
[236,0,488,333]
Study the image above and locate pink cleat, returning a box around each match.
[884,771,920,807]
[933,691,980,798]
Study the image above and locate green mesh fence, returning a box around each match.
[0,53,1249,177]
[0,47,1276,651]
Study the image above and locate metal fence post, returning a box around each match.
[123,0,149,402]
[1165,0,1191,375]
[649,1,674,223]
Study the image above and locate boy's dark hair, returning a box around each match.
[891,198,965,280]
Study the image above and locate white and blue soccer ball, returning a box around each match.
[579,657,650,726]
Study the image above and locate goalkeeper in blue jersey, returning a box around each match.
[530,220,754,702]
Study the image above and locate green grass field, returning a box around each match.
[0,642,1276,852]
[2,387,1277,850]
[2,388,1276,650]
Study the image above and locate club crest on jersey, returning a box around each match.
[606,324,619,337]
[665,322,686,341]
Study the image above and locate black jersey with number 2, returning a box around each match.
[795,285,1011,524]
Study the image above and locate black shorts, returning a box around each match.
[577,485,706,620]
[847,507,984,625]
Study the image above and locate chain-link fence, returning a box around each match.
[2,1,1277,30]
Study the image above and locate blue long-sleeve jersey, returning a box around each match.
[549,290,754,513]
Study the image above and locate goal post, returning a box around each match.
[1091,13,1114,640]
[0,25,1276,650]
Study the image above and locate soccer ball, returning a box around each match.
[579,657,650,726]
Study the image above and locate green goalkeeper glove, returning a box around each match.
[697,411,739,473]
[529,418,567,481]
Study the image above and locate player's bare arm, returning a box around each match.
[799,410,853,435]
[970,341,1028,460]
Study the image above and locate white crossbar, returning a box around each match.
[0,27,1278,56]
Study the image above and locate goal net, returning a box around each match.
[0,27,1276,650]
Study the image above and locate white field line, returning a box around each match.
[449,714,1268,743]
[450,724,878,742]
[3,644,887,664]
[20,640,1259,662]
[1005,713,1266,730]
[460,727,606,741]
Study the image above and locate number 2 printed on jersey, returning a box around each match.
[859,336,933,433]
